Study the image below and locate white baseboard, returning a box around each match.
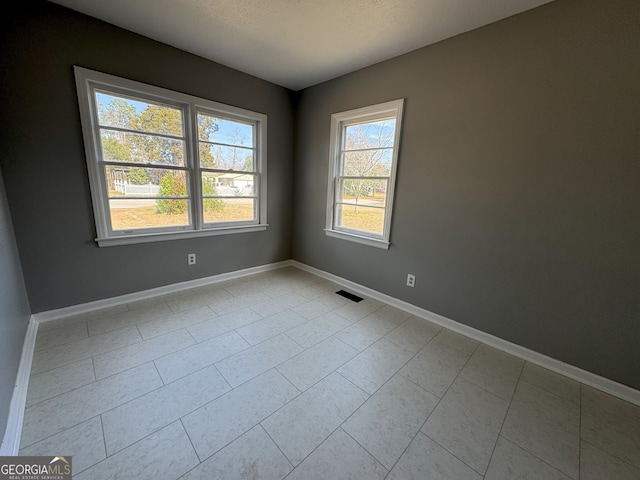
[291,261,640,407]
[34,260,293,324]
[0,316,38,456]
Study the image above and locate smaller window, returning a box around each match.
[326,99,404,249]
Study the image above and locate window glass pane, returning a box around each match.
[202,173,256,198]
[197,113,254,147]
[199,144,254,171]
[336,178,387,207]
[344,119,396,150]
[105,166,188,199]
[203,198,255,224]
[335,204,385,236]
[96,92,184,137]
[100,130,185,166]
[109,198,190,231]
[342,149,392,177]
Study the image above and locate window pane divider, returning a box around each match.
[198,139,256,150]
[102,161,188,171]
[99,125,185,141]
[200,168,256,175]
[337,176,390,181]
[108,196,188,200]
[342,146,393,153]
[335,202,386,210]
[202,198,258,201]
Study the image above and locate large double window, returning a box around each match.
[326,99,404,249]
[75,67,267,246]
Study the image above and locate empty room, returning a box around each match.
[1,0,638,479]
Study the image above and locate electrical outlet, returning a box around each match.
[406,274,415,288]
[187,253,196,265]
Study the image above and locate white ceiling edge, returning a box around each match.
[47,0,554,91]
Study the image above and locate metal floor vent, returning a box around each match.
[335,290,363,303]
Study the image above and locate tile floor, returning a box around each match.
[19,266,640,479]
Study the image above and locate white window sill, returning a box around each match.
[325,229,390,250]
[97,224,268,247]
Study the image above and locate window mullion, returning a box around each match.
[187,103,203,231]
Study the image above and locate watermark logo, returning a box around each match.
[0,456,72,480]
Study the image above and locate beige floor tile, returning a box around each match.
[180,426,292,480]
[459,344,524,400]
[422,377,509,474]
[484,437,572,480]
[337,339,414,395]
[26,358,94,406]
[580,440,640,480]
[520,362,580,405]
[342,374,439,469]
[285,428,387,480]
[19,417,106,474]
[261,372,368,465]
[581,385,640,469]
[501,381,580,478]
[182,369,299,460]
[276,336,358,391]
[73,421,198,480]
[387,433,482,480]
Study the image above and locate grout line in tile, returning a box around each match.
[87,308,176,338]
[580,438,640,476]
[23,356,103,410]
[179,418,203,464]
[258,423,296,472]
[334,371,372,399]
[233,328,253,346]
[516,365,581,407]
[403,341,484,476]
[184,327,198,344]
[343,337,447,477]
[282,332,305,349]
[483,358,526,477]
[151,359,166,386]
[91,355,98,382]
[423,430,486,477]
[99,414,108,460]
[498,436,577,480]
[578,383,582,479]
[339,426,390,475]
[91,364,166,415]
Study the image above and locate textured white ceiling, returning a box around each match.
[48,0,554,90]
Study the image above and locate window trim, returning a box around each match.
[325,99,404,249]
[74,66,268,247]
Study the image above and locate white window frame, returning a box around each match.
[74,66,268,247]
[325,99,404,249]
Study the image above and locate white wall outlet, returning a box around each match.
[187,253,196,265]
[406,274,416,288]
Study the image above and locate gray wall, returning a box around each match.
[0,1,295,313]
[293,0,640,390]
[0,167,31,439]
